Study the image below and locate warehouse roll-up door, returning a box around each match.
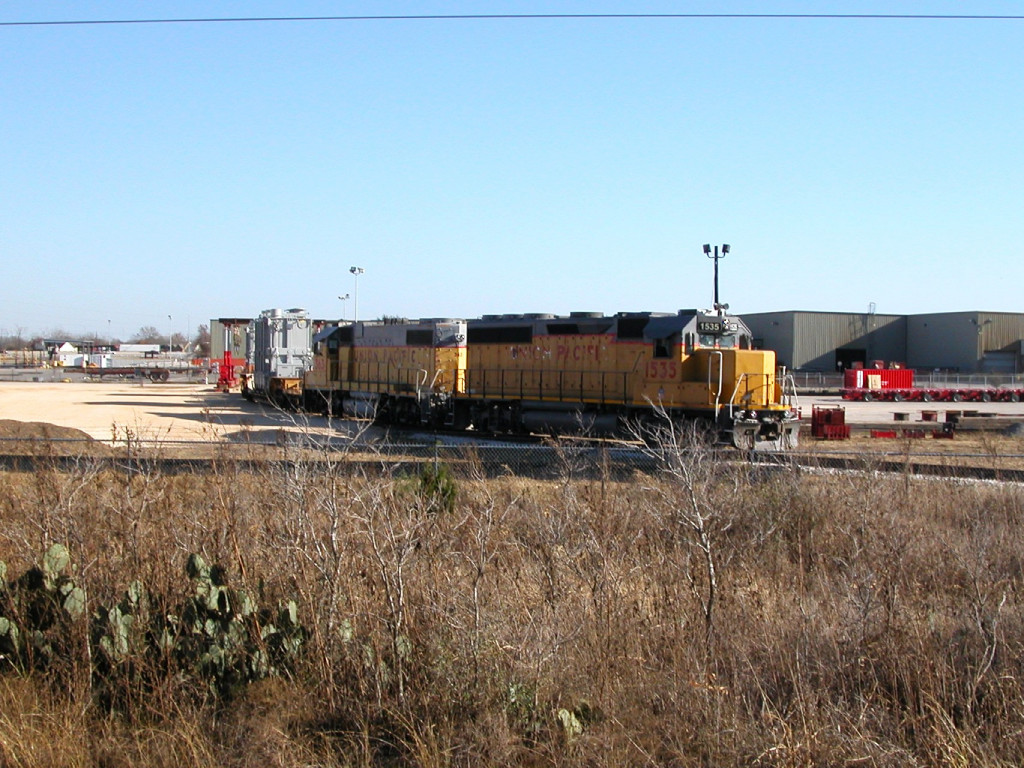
[981,351,1018,373]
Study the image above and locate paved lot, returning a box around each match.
[0,380,340,443]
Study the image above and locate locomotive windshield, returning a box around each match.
[699,331,738,348]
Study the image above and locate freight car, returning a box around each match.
[289,308,800,450]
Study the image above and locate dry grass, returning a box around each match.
[1,442,1023,766]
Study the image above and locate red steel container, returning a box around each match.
[844,368,915,390]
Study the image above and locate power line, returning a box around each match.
[2,13,1024,28]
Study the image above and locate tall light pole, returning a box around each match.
[349,266,365,322]
[337,293,350,322]
[702,243,730,312]
[167,314,173,354]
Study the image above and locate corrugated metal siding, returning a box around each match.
[793,313,905,371]
[740,312,796,367]
[908,313,992,372]
[979,313,1024,372]
[980,313,1024,353]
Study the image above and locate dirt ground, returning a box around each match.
[1,380,1023,459]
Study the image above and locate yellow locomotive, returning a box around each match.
[297,309,799,450]
[303,317,467,427]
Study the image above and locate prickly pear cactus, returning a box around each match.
[173,553,306,698]
[93,579,149,666]
[0,544,86,671]
[0,547,306,704]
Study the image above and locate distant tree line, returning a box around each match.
[0,324,211,356]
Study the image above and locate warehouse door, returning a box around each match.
[981,351,1018,373]
[835,348,867,371]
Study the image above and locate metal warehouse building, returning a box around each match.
[742,311,1024,374]
[210,318,250,361]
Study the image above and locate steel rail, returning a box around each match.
[1,446,1023,483]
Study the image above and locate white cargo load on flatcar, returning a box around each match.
[247,308,313,394]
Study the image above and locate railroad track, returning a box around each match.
[1,445,1022,483]
[750,451,1024,483]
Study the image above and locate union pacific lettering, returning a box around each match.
[555,343,602,363]
[506,337,607,364]
[508,345,546,361]
[361,347,429,368]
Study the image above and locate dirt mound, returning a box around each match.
[0,419,108,454]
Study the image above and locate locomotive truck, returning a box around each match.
[243,306,800,450]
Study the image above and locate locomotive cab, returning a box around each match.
[638,310,798,449]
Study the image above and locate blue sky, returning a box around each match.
[2,1,1022,340]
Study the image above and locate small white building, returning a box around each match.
[54,342,83,367]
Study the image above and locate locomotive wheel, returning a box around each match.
[373,396,392,425]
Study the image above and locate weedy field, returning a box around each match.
[1,436,1022,767]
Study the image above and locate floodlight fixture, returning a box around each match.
[703,243,730,312]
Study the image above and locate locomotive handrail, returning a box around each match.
[727,372,762,416]
[709,352,724,416]
[416,368,430,397]
[727,375,744,417]
[781,371,800,409]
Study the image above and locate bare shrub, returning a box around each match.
[1,436,1024,765]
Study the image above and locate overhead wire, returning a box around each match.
[2,12,1024,27]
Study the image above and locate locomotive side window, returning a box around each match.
[406,329,433,346]
[653,338,670,359]
[467,326,532,344]
[616,317,647,340]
